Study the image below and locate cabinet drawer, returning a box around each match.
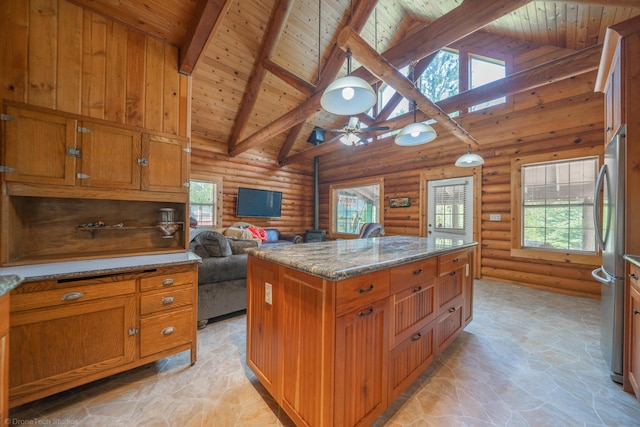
[140,271,194,292]
[140,308,193,358]
[389,257,437,293]
[436,268,464,316]
[10,280,136,312]
[391,281,436,348]
[140,287,193,316]
[438,250,468,276]
[436,302,464,354]
[335,270,389,316]
[389,321,435,401]
[630,264,640,292]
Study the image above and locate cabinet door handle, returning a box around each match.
[161,297,175,305]
[61,291,84,301]
[162,326,175,335]
[634,309,640,316]
[411,332,422,341]
[162,278,175,286]
[413,268,423,275]
[358,307,375,317]
[452,258,460,263]
[449,271,457,276]
[358,284,374,294]
[413,286,422,293]
[448,306,457,313]
[630,273,638,280]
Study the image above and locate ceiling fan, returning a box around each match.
[319,116,390,146]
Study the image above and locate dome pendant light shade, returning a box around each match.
[321,50,376,115]
[395,100,436,146]
[455,145,484,167]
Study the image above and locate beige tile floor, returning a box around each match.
[8,280,640,426]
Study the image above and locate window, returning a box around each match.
[511,148,601,264]
[469,54,505,111]
[190,180,220,228]
[433,182,466,234]
[417,49,459,103]
[330,178,383,236]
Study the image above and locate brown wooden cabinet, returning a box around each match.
[8,264,197,408]
[247,246,474,427]
[2,102,189,195]
[628,264,640,402]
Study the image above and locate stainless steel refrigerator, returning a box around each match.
[592,125,626,384]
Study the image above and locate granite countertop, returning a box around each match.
[0,252,201,284]
[624,254,640,268]
[247,235,477,280]
[0,274,24,297]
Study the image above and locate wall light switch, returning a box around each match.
[265,282,273,305]
[489,214,501,221]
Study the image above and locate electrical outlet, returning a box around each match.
[265,282,272,305]
[489,214,501,221]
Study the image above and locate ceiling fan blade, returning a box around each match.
[325,134,344,144]
[360,126,390,132]
[358,135,370,145]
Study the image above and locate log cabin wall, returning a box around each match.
[0,0,190,137]
[190,135,315,234]
[317,39,604,299]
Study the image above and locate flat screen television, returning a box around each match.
[236,187,283,218]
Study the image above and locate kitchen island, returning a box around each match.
[246,236,476,427]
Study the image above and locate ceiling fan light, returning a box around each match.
[395,122,437,146]
[339,133,362,146]
[455,150,484,167]
[321,76,377,115]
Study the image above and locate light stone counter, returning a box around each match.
[246,235,477,280]
[0,252,201,284]
[0,274,24,296]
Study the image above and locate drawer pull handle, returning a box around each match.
[413,268,423,275]
[411,332,422,341]
[634,310,640,316]
[452,258,460,263]
[358,284,375,294]
[630,273,638,280]
[448,307,456,313]
[162,278,175,286]
[162,326,175,335]
[358,307,375,317]
[413,286,422,293]
[449,271,457,276]
[161,297,175,305]
[61,291,84,301]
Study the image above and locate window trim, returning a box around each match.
[329,177,384,239]
[510,147,602,265]
[189,177,223,229]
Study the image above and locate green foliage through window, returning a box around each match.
[190,181,216,227]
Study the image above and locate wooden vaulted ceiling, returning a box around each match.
[68,0,640,166]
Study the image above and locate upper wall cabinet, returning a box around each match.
[2,102,189,196]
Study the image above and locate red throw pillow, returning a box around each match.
[247,225,268,241]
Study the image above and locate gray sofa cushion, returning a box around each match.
[198,254,247,283]
[195,231,232,257]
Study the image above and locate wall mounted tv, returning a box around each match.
[236,187,283,218]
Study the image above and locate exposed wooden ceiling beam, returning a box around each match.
[228,0,293,147]
[281,42,603,165]
[574,0,640,6]
[179,0,232,75]
[263,59,315,96]
[276,0,379,162]
[231,0,532,158]
[339,26,479,147]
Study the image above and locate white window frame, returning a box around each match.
[189,177,223,228]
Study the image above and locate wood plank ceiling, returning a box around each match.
[67,0,640,165]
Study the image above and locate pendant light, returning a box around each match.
[455,144,484,167]
[395,100,437,146]
[321,49,377,115]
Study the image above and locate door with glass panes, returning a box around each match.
[427,177,474,241]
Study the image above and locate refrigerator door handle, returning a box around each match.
[592,267,612,285]
[593,164,608,251]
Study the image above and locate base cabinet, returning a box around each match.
[0,294,9,425]
[8,264,197,408]
[247,247,473,427]
[628,264,640,401]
